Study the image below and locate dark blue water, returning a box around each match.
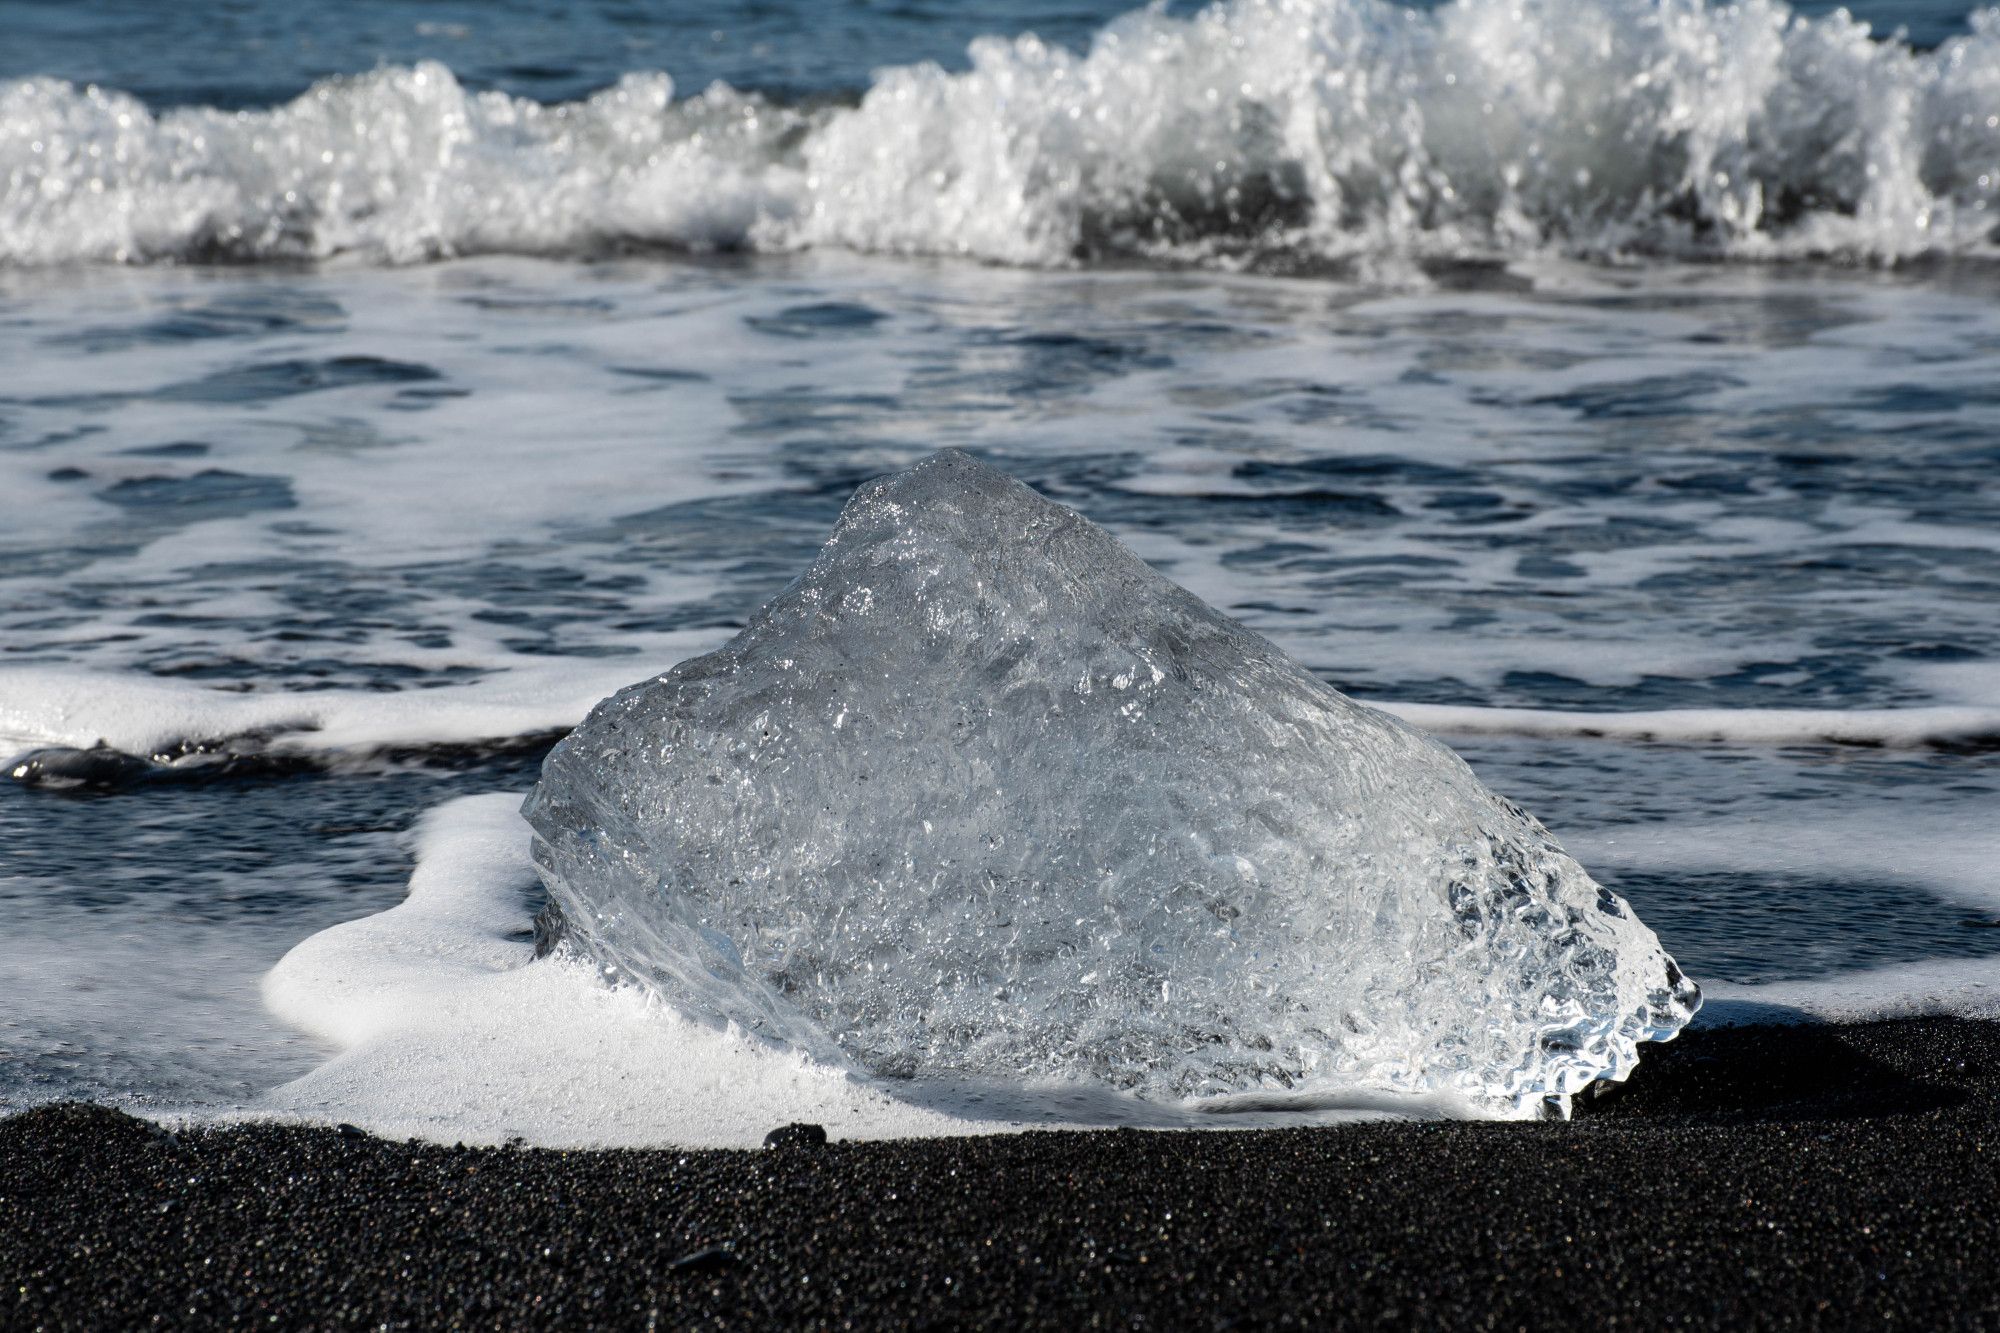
[6,0,1980,109]
[5,0,1153,107]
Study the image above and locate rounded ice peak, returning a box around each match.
[524,449,1697,1120]
[799,448,1217,641]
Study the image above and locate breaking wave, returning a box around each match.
[4,0,1998,269]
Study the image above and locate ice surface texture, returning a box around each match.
[524,451,1698,1119]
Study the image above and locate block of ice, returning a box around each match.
[524,451,1697,1119]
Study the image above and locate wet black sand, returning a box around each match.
[6,1016,1998,1330]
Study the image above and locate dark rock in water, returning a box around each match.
[5,738,322,791]
[7,745,154,790]
[763,1123,829,1149]
[526,450,1697,1118]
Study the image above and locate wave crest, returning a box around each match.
[4,0,1998,268]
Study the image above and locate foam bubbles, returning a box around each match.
[5,0,1999,268]
[1372,700,2000,749]
[0,68,804,265]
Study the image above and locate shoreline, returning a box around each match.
[7,1016,1998,1329]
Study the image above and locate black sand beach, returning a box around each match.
[6,1015,1998,1330]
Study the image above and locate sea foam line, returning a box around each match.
[4,666,1996,767]
[0,653,718,762]
[1366,700,2000,749]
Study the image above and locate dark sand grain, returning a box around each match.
[5,1016,1998,1330]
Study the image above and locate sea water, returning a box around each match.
[1,0,1996,1146]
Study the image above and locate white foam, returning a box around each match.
[1697,960,2000,1026]
[1573,807,2000,907]
[1369,700,2000,748]
[8,658,1994,768]
[0,654,721,760]
[4,0,1998,268]
[0,906,327,1111]
[1569,808,2000,1024]
[1908,660,2000,708]
[3,257,1997,724]
[252,793,1473,1146]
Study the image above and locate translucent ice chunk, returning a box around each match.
[523,451,1697,1119]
